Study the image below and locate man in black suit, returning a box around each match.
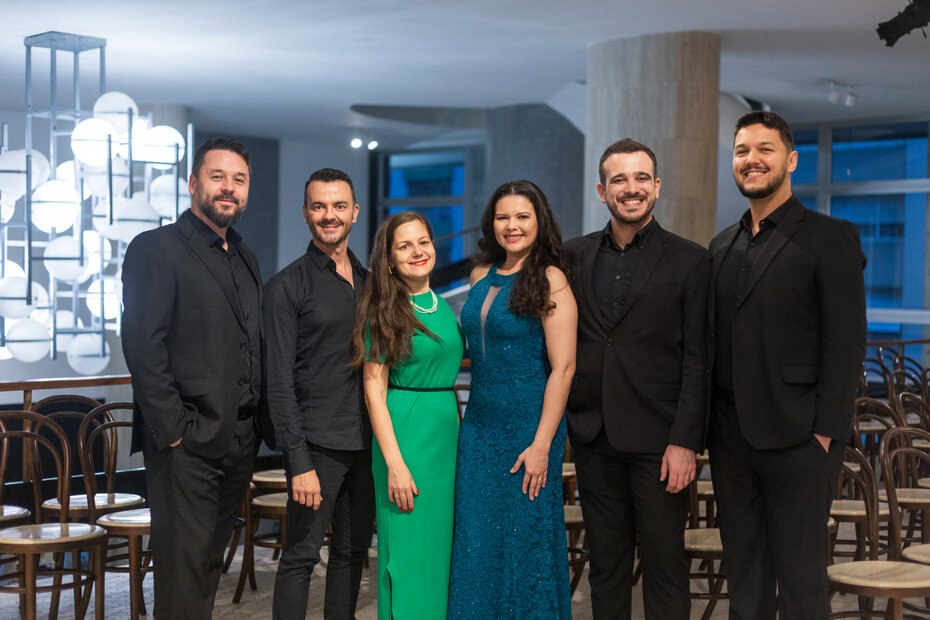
[122,137,273,619]
[565,138,710,619]
[265,168,374,620]
[709,111,866,618]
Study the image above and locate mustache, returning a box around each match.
[619,193,648,201]
[740,166,769,173]
[213,192,239,206]
[317,220,343,227]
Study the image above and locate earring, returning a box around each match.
[388,266,394,274]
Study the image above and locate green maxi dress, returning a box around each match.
[366,291,464,619]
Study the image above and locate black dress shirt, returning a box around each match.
[263,242,371,476]
[592,218,658,324]
[187,212,261,412]
[713,201,789,393]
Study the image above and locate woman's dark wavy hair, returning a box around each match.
[474,180,570,317]
[351,211,438,369]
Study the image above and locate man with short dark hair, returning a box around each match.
[709,111,866,617]
[265,168,374,619]
[122,137,274,619]
[565,138,710,618]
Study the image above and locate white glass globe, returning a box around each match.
[49,309,82,354]
[116,118,150,162]
[0,277,49,319]
[83,156,130,198]
[1,200,15,223]
[0,149,51,201]
[85,277,122,320]
[142,125,185,170]
[66,333,110,375]
[71,118,117,167]
[5,318,51,363]
[108,194,161,244]
[149,174,190,218]
[92,91,139,137]
[43,236,87,281]
[31,179,82,233]
[55,160,90,198]
[1,260,26,280]
[77,230,112,284]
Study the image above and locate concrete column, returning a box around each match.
[584,32,720,246]
[486,104,584,240]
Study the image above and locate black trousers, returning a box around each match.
[709,398,844,620]
[144,417,256,620]
[272,445,375,620]
[574,430,690,620]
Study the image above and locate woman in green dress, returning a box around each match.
[351,211,464,619]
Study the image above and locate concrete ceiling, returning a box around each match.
[1,0,928,150]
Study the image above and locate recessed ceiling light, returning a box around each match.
[350,138,362,149]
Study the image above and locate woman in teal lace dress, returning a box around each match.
[448,180,577,618]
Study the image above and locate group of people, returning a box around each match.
[121,109,866,620]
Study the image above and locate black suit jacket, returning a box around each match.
[121,210,275,458]
[565,222,710,453]
[708,197,866,449]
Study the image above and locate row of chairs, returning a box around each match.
[0,401,151,620]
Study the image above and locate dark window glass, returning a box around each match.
[832,123,929,183]
[793,129,818,185]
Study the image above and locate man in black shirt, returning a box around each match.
[265,168,374,620]
[122,137,274,619]
[565,138,709,619]
[708,111,866,618]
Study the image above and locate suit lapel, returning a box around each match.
[578,236,609,328]
[178,214,247,330]
[737,199,806,309]
[612,226,669,326]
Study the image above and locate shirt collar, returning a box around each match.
[305,240,363,275]
[184,209,241,251]
[739,197,790,234]
[601,217,658,251]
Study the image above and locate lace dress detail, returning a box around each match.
[448,264,571,619]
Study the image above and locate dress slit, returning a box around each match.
[479,285,500,360]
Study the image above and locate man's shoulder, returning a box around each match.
[660,228,710,258]
[125,220,183,255]
[266,254,310,290]
[564,231,601,255]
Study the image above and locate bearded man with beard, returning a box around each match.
[122,137,275,619]
[708,111,866,618]
[262,168,374,620]
[564,138,710,619]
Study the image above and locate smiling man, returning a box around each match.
[564,138,710,619]
[122,137,274,619]
[708,111,866,618]
[263,168,374,620]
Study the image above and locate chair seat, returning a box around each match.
[830,499,890,518]
[97,508,151,531]
[684,528,722,553]
[919,477,930,489]
[879,488,930,506]
[858,419,892,433]
[252,469,286,487]
[562,462,576,479]
[0,522,107,550]
[252,492,288,510]
[564,504,583,528]
[696,451,710,467]
[828,560,930,593]
[696,479,714,497]
[902,544,930,566]
[0,505,30,524]
[42,492,144,513]
[843,460,861,473]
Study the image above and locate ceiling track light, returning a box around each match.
[824,80,858,108]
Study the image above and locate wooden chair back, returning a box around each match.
[837,446,881,561]
[880,426,930,560]
[78,402,134,523]
[0,411,73,522]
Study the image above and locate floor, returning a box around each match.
[0,532,889,619]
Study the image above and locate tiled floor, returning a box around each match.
[0,533,891,619]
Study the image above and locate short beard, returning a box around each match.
[735,168,787,200]
[607,196,656,227]
[196,193,245,229]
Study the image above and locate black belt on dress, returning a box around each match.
[388,383,454,392]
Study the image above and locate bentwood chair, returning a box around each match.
[0,411,108,620]
[828,446,930,619]
[79,403,153,619]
